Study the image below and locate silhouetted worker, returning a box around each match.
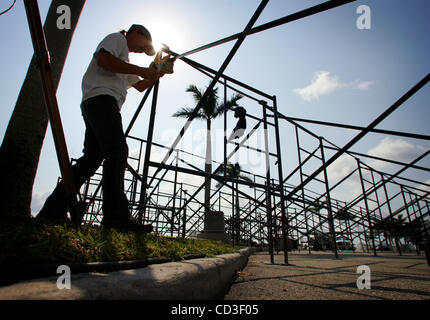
[228,107,247,140]
[37,24,161,232]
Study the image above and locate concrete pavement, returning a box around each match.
[225,250,430,300]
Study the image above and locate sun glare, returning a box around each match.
[128,16,188,68]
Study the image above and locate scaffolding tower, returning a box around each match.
[72,0,430,264]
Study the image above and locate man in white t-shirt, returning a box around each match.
[37,24,160,232]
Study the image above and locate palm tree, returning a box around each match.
[391,214,407,255]
[0,0,86,221]
[172,83,243,231]
[373,215,407,255]
[403,219,426,255]
[215,162,253,243]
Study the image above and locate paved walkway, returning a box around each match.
[224,250,430,300]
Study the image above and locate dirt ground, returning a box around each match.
[224,250,430,300]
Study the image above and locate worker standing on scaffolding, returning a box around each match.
[37,24,160,232]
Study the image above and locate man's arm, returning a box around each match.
[97,50,158,80]
[132,79,159,92]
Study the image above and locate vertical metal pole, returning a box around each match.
[295,126,311,254]
[236,181,240,244]
[249,211,252,246]
[253,175,259,246]
[411,193,424,254]
[219,192,221,212]
[155,185,160,232]
[357,159,377,256]
[272,178,279,254]
[343,200,354,250]
[224,79,228,178]
[232,183,235,246]
[138,81,159,223]
[259,212,262,248]
[183,207,187,238]
[358,226,365,252]
[404,190,414,226]
[261,101,274,264]
[319,138,338,259]
[382,174,395,247]
[411,193,421,221]
[272,96,289,263]
[171,149,179,236]
[361,207,371,252]
[177,183,182,237]
[181,187,186,238]
[411,193,420,221]
[370,170,384,247]
[222,78,229,243]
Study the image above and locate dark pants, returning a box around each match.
[38,95,130,224]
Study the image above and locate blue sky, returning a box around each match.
[1,0,429,217]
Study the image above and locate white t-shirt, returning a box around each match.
[81,32,140,110]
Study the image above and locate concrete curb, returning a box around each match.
[0,248,257,300]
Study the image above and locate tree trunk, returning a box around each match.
[395,237,402,256]
[0,0,85,221]
[203,118,212,229]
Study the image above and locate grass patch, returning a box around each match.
[0,222,245,265]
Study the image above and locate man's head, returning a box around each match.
[234,107,247,119]
[126,24,155,56]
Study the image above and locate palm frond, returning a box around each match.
[172,107,194,118]
[172,107,206,119]
[186,85,203,103]
[213,93,244,119]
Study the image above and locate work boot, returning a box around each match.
[35,184,69,225]
[101,193,152,233]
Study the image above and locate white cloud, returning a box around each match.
[325,154,363,202]
[327,154,357,182]
[294,71,345,101]
[294,71,375,101]
[357,80,375,90]
[416,179,430,196]
[367,137,425,169]
[324,138,427,204]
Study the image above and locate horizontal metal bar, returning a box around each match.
[226,140,278,157]
[187,63,263,102]
[283,116,430,141]
[179,56,273,99]
[324,145,430,173]
[172,0,356,59]
[148,160,278,192]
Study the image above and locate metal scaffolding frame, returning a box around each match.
[77,0,430,263]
